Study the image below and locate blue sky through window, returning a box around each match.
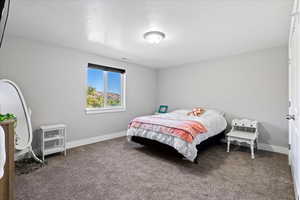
[108,72,121,94]
[88,68,103,91]
[88,68,121,94]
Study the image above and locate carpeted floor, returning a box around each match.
[16,137,294,200]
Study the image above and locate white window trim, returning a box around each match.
[85,106,126,114]
[86,71,126,115]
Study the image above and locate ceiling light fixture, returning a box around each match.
[143,31,166,44]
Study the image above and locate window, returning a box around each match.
[86,63,126,114]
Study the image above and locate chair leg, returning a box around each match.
[227,138,230,152]
[255,140,258,151]
[250,141,255,159]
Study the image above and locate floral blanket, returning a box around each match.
[129,116,207,143]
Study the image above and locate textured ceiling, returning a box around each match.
[7,0,293,68]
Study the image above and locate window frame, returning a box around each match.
[85,64,126,114]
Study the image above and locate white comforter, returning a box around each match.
[127,110,227,161]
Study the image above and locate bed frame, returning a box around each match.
[131,130,226,164]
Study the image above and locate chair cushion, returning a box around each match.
[227,131,257,140]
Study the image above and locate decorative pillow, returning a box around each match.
[188,107,205,117]
[172,108,225,117]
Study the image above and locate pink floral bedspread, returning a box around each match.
[128,116,207,143]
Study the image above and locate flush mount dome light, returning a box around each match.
[144,31,166,44]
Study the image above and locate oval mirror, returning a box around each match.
[0,79,32,150]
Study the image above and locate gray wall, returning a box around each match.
[157,47,288,147]
[0,37,289,148]
[0,37,157,142]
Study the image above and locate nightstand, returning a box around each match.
[40,124,67,161]
[227,119,259,159]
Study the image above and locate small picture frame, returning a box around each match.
[158,105,168,113]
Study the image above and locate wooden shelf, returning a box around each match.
[0,120,15,200]
[0,120,15,125]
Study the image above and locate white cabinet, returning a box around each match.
[40,124,66,161]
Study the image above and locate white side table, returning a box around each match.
[40,124,67,161]
[227,119,259,159]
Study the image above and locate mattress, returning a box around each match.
[127,109,227,161]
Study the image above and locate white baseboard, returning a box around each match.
[66,130,126,149]
[257,143,289,155]
[68,132,289,155]
[222,139,288,155]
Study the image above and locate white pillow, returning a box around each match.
[171,109,191,115]
[172,108,225,116]
[203,107,225,116]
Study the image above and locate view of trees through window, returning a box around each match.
[87,68,122,108]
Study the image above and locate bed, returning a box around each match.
[127,109,227,162]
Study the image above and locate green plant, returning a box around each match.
[0,113,16,122]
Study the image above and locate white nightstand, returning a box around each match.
[227,119,259,159]
[40,124,67,161]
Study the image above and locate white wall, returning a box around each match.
[0,37,157,143]
[157,46,288,147]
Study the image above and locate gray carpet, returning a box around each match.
[16,137,294,200]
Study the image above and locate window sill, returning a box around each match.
[85,107,126,115]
